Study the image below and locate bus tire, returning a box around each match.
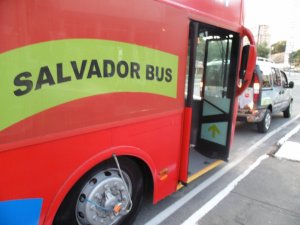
[283,102,292,118]
[53,157,143,225]
[257,109,271,133]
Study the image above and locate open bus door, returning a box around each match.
[180,21,256,184]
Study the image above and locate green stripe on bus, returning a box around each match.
[0,39,178,131]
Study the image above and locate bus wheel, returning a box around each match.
[257,109,271,133]
[53,157,143,225]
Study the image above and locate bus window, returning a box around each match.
[204,38,231,98]
[185,32,205,100]
[194,36,205,99]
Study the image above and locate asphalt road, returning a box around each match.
[133,72,300,225]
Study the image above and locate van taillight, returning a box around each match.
[253,73,260,102]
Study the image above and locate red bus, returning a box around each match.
[0,1,256,224]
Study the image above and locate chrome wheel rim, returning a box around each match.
[76,169,132,225]
[265,112,271,130]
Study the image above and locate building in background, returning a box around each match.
[245,0,300,68]
[256,25,271,46]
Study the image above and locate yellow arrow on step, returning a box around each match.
[208,124,220,138]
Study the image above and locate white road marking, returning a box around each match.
[181,155,268,225]
[277,124,300,146]
[144,114,300,225]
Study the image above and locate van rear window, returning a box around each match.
[256,66,272,87]
[272,68,282,86]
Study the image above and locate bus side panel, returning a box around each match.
[0,1,189,224]
[0,0,187,149]
[112,113,184,202]
[0,0,248,224]
[158,0,244,31]
[0,113,183,224]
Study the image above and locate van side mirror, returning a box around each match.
[289,81,294,88]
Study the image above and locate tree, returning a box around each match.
[271,41,286,54]
[257,42,270,58]
[289,49,300,66]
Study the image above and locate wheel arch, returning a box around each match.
[267,104,272,113]
[44,146,156,225]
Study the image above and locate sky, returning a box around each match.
[244,0,300,51]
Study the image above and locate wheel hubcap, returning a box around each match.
[76,169,132,225]
[265,113,271,130]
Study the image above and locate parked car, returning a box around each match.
[238,57,294,133]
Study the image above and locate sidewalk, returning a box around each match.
[198,130,300,225]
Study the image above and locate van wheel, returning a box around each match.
[53,157,143,225]
[283,102,292,118]
[257,109,271,133]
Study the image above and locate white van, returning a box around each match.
[238,58,294,133]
